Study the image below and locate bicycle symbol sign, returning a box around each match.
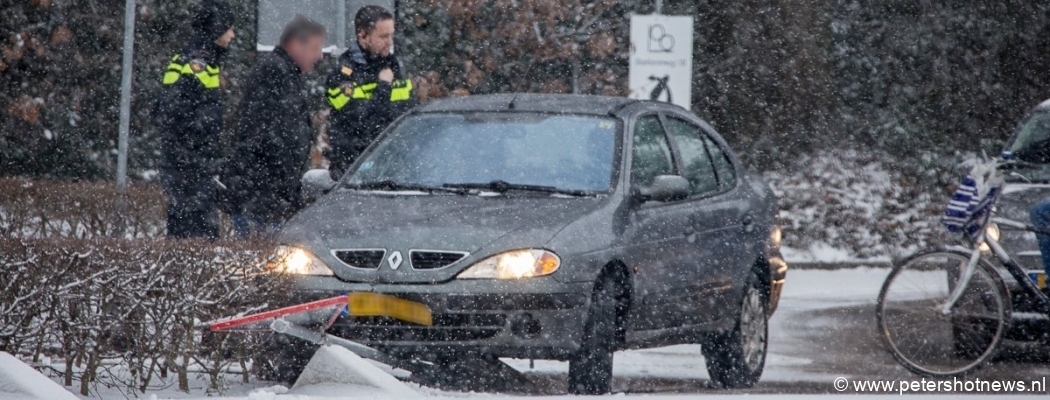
[629,15,693,108]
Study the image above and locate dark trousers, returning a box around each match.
[1030,198,1050,280]
[162,173,219,239]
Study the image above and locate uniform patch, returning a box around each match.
[190,59,206,73]
[341,66,353,76]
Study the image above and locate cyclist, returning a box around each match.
[1007,103,1050,295]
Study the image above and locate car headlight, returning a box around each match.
[457,249,560,280]
[770,226,782,248]
[979,223,1000,253]
[269,245,333,276]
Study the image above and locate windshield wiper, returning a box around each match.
[344,180,468,195]
[442,180,597,197]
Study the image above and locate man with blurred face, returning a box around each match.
[223,16,326,237]
[325,5,416,174]
[155,0,234,239]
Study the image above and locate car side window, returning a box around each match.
[662,117,719,196]
[701,133,737,190]
[630,115,675,187]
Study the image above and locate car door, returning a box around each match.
[699,128,762,282]
[621,113,702,330]
[661,114,746,323]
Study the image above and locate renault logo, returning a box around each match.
[387,251,404,270]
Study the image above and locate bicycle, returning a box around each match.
[876,155,1050,377]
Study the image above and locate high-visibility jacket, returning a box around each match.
[154,41,226,182]
[163,54,222,89]
[325,43,417,173]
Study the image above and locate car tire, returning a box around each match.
[701,271,768,389]
[568,273,620,395]
[253,333,319,385]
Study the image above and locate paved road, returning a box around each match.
[490,268,1050,395]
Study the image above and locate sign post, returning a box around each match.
[628,15,693,109]
[117,0,135,192]
[115,0,136,237]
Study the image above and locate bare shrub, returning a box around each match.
[0,178,166,239]
[0,238,284,396]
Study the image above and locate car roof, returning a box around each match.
[414,93,650,116]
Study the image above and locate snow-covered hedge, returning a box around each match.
[767,150,958,261]
[0,238,285,396]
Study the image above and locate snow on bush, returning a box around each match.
[766,150,957,261]
[0,238,286,396]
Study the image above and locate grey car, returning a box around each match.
[273,94,787,393]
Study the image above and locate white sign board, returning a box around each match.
[257,0,394,52]
[628,15,693,109]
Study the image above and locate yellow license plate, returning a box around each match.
[347,292,432,326]
[1031,272,1047,289]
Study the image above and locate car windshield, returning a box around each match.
[1009,111,1050,157]
[1007,111,1050,182]
[343,113,618,193]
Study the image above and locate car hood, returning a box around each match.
[996,184,1050,266]
[278,190,607,283]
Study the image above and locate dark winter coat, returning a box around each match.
[224,47,314,221]
[324,43,416,174]
[156,38,226,183]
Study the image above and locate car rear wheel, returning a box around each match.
[568,273,620,395]
[701,271,767,389]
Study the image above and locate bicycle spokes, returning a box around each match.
[877,250,1008,376]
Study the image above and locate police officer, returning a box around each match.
[155,0,235,238]
[325,5,416,174]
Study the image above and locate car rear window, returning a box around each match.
[702,134,736,190]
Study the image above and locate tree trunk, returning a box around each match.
[80,352,97,396]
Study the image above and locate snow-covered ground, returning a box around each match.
[6,266,1044,399]
[0,352,78,400]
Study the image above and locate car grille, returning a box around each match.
[332,249,385,269]
[332,313,506,342]
[410,250,468,270]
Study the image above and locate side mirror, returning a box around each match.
[638,175,690,203]
[301,169,337,199]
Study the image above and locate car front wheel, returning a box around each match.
[701,271,768,388]
[567,273,620,395]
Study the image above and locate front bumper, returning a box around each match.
[286,275,594,360]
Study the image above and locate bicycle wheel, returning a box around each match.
[876,248,1010,377]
